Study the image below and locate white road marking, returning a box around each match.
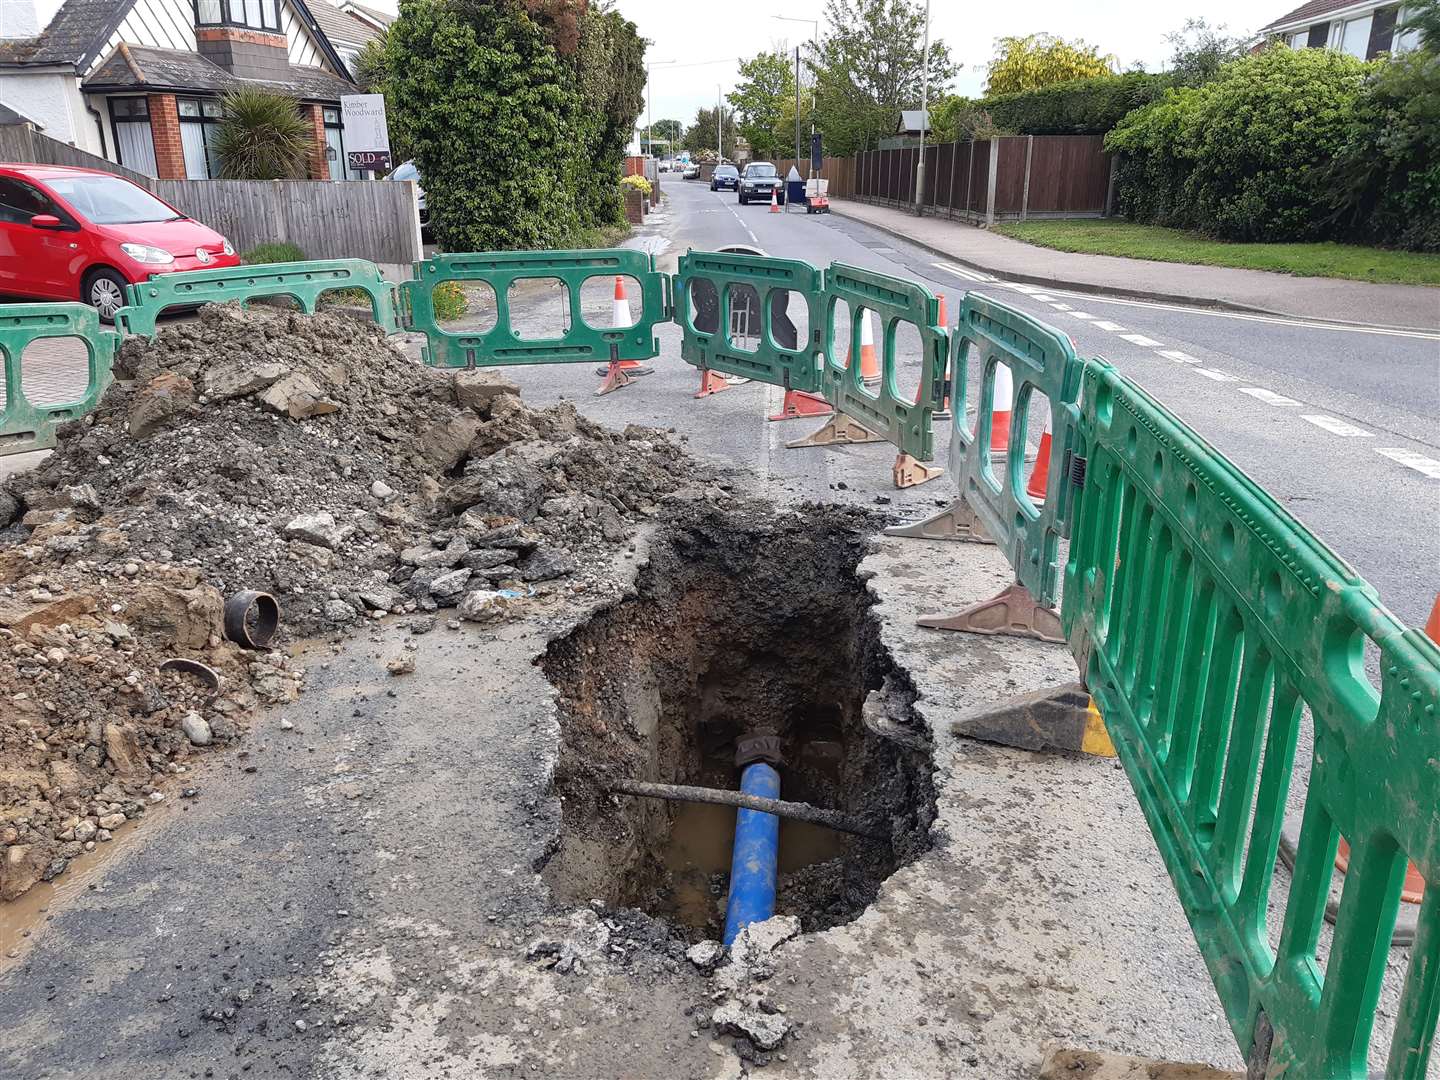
[1069,311,1097,320]
[1374,448,1440,478]
[1158,349,1200,363]
[931,261,994,283]
[1302,414,1374,437]
[1092,320,1127,331]
[1194,368,1241,382]
[1030,294,1054,301]
[1239,387,1301,406]
[1051,303,1073,310]
[1120,334,1164,347]
[1017,285,1439,341]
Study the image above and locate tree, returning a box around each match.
[352,34,388,92]
[212,88,311,179]
[1399,0,1440,51]
[380,0,586,250]
[1165,18,1246,87]
[683,106,737,160]
[649,118,684,146]
[807,0,957,155]
[376,0,644,249]
[984,34,1114,96]
[727,51,794,160]
[573,2,646,227]
[928,95,1002,142]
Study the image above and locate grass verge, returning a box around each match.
[992,220,1440,286]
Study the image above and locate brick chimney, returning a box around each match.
[196,24,291,80]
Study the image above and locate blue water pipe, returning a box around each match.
[722,762,781,945]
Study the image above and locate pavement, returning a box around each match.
[0,181,1429,1079]
[829,198,1440,331]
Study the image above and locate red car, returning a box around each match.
[0,164,239,321]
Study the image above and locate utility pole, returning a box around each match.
[716,84,722,160]
[913,0,931,216]
[794,45,802,170]
[773,16,821,179]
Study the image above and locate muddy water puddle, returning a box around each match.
[541,503,937,940]
[0,818,141,972]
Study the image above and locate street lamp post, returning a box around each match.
[913,0,931,216]
[773,16,820,177]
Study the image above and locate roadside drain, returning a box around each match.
[539,504,936,940]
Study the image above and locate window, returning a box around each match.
[193,0,281,32]
[1338,14,1373,57]
[0,177,63,225]
[108,97,158,177]
[177,97,224,179]
[43,175,178,225]
[1392,5,1419,52]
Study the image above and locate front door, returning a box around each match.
[0,177,81,300]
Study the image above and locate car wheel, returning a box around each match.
[84,268,129,323]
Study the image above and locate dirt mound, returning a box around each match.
[0,303,705,902]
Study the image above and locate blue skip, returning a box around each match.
[721,762,781,946]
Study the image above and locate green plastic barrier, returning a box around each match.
[403,249,669,369]
[674,250,824,391]
[116,259,401,338]
[1062,359,1440,1079]
[0,303,116,455]
[945,295,1085,606]
[819,262,945,460]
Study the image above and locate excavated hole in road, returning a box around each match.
[540,505,936,940]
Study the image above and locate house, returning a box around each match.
[1258,1,1422,58]
[0,0,388,181]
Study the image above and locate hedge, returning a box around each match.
[1107,48,1370,243]
[982,72,1172,135]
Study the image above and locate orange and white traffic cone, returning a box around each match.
[937,293,949,330]
[1026,412,1053,502]
[989,362,1014,454]
[1427,593,1440,644]
[769,187,781,213]
[593,276,652,381]
[850,309,879,383]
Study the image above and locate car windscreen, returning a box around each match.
[715,168,738,178]
[746,165,777,178]
[45,175,181,225]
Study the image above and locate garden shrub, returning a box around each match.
[1107,48,1368,242]
[984,72,1172,135]
[432,281,470,322]
[1327,49,1440,251]
[243,242,306,264]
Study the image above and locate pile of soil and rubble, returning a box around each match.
[0,303,705,903]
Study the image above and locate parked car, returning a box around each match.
[710,164,740,192]
[682,162,701,180]
[738,162,784,205]
[0,164,238,321]
[385,160,429,235]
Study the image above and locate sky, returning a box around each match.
[357,0,1283,146]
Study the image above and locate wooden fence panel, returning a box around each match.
[0,122,422,267]
[993,137,1028,213]
[151,179,421,266]
[818,134,1109,220]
